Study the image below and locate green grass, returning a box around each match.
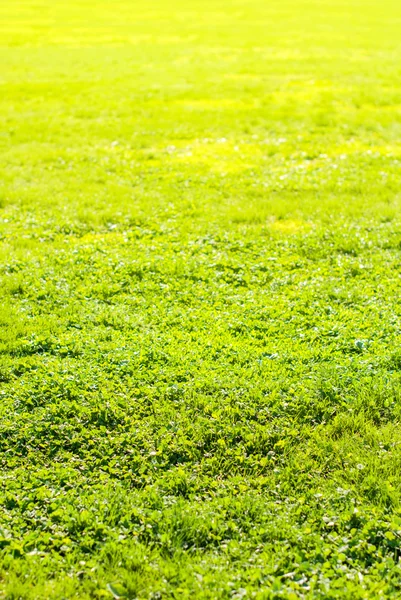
[2,0,401,597]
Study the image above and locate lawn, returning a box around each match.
[1,0,401,597]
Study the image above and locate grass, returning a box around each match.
[2,0,401,597]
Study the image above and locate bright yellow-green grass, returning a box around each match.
[2,0,401,598]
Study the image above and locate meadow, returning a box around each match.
[1,0,401,597]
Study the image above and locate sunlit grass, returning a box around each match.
[2,0,401,598]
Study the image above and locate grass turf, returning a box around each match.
[2,0,401,597]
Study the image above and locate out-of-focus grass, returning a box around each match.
[2,0,401,597]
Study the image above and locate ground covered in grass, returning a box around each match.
[1,0,401,597]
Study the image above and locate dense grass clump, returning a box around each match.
[2,0,401,597]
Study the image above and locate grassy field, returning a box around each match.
[2,0,401,597]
